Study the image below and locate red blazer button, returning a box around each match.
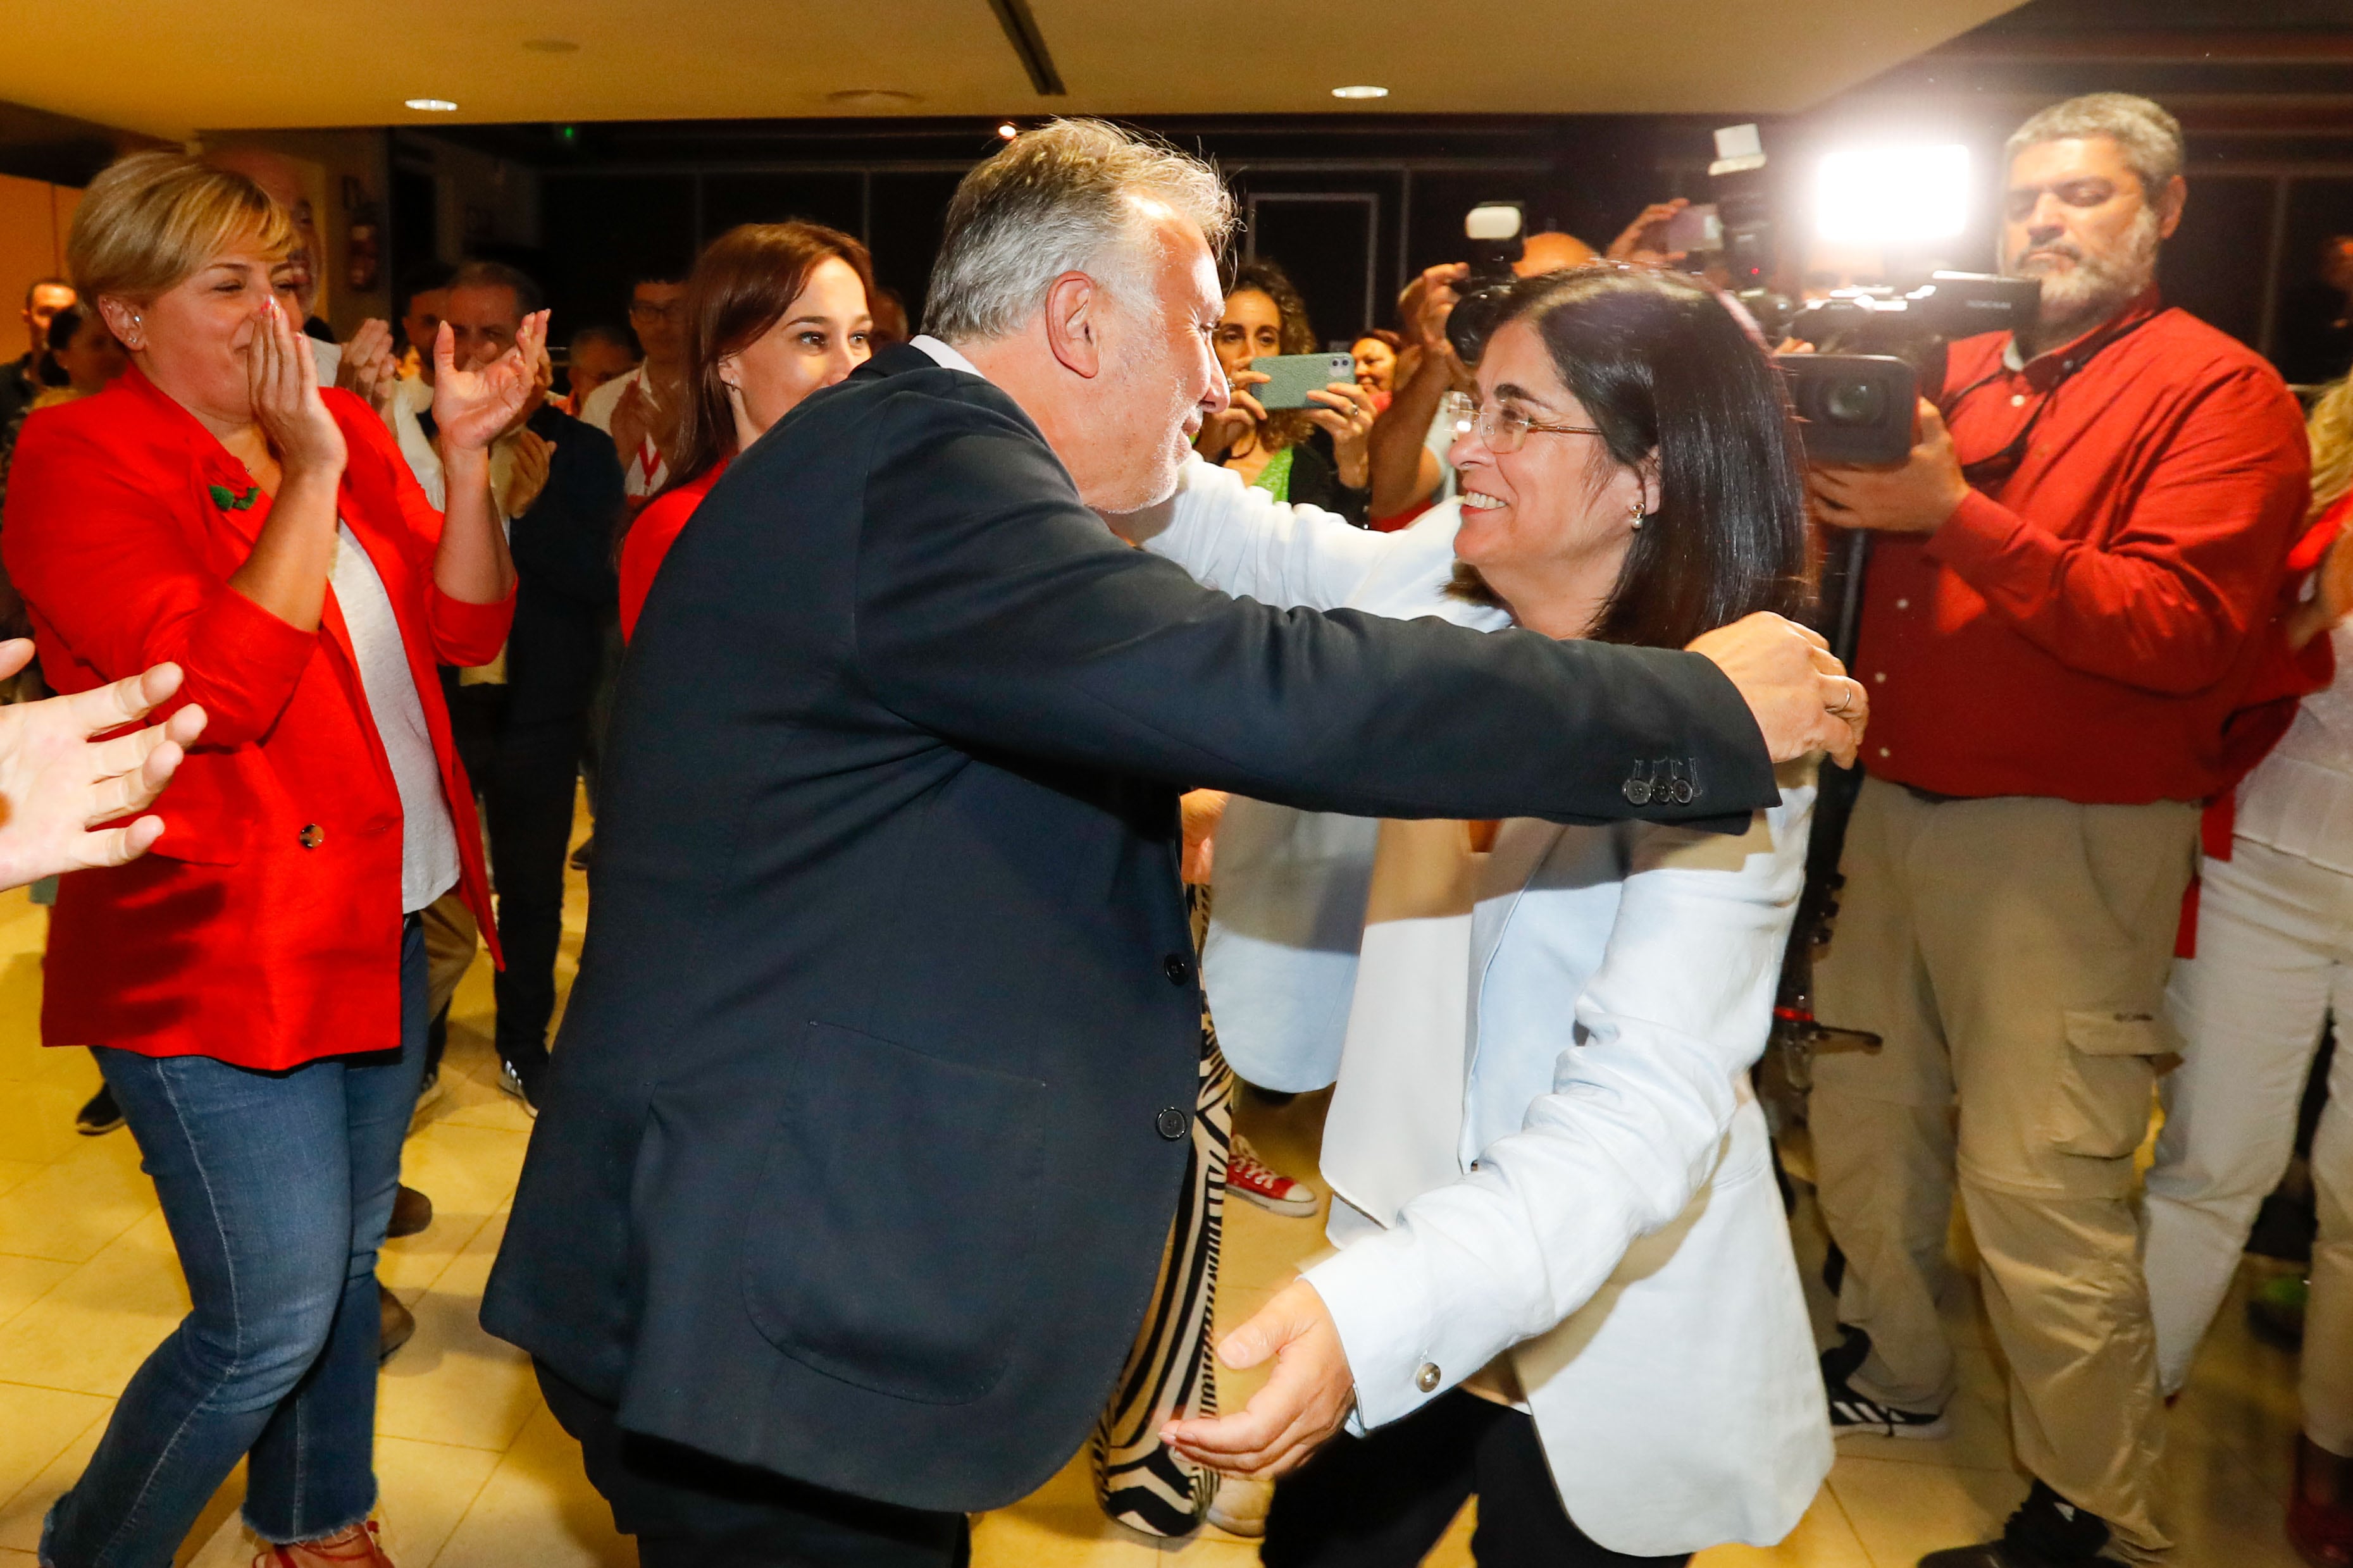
[299,824,325,849]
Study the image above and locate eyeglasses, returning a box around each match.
[1443,392,1603,455]
[628,300,686,323]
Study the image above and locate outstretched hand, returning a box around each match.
[0,644,208,891]
[1162,1277,1355,1479]
[433,310,550,454]
[1687,611,1866,767]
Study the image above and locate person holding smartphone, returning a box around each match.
[1195,259,1377,524]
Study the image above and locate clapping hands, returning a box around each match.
[433,310,550,454]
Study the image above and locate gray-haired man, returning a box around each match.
[485,118,1863,1564]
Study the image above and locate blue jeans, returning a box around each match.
[44,917,428,1568]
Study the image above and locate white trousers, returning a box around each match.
[2148,836,2353,1454]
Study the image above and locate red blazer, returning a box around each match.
[1,367,514,1070]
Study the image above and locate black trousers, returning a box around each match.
[1262,1391,1692,1568]
[445,682,582,1089]
[537,1362,972,1568]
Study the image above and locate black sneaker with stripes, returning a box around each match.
[1822,1326,1951,1440]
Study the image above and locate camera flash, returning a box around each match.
[1816,145,1971,245]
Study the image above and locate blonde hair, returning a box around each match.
[67,151,293,305]
[2311,376,2353,521]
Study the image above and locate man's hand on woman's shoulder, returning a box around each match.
[1687,612,1867,767]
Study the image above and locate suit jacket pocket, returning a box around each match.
[742,1021,1048,1405]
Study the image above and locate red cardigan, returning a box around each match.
[1,367,514,1069]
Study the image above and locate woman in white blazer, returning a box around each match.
[1140,267,1835,1564]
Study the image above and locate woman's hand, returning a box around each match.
[433,309,550,454]
[333,319,399,414]
[1162,1277,1356,1479]
[1196,369,1268,462]
[249,297,347,481]
[1306,380,1379,488]
[0,646,208,891]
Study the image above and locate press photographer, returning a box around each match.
[1803,92,2314,1568]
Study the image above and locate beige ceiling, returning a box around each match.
[5,1,2027,139]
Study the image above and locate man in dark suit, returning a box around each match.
[483,120,1864,1565]
[429,261,623,1106]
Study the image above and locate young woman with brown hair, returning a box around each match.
[617,221,876,639]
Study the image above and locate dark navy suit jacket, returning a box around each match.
[483,343,1777,1510]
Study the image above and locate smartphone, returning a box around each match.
[1250,352,1356,411]
[1664,202,1723,255]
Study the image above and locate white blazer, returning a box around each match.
[1135,460,1833,1555]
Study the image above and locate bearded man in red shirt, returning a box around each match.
[1804,92,2312,1568]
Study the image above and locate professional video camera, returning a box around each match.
[1680,124,2039,1094]
[1443,201,1528,367]
[1777,276,2040,466]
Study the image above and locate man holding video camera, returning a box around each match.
[1805,92,2311,1568]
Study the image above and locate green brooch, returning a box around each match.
[208,483,260,512]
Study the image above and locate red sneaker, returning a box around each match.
[1227,1135,1319,1217]
[2292,1435,2353,1568]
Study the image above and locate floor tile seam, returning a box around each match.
[0,1211,160,1265]
[0,1398,113,1521]
[399,1464,502,1568]
[369,1425,528,1456]
[382,1213,499,1291]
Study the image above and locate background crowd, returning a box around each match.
[0,87,2349,1568]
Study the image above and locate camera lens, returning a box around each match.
[1818,378,1885,426]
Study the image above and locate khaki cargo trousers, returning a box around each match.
[1811,778,2197,1562]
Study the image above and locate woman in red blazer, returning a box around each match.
[3,152,531,1568]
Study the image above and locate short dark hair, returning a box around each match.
[24,276,70,309]
[395,259,456,314]
[569,321,633,356]
[447,259,545,318]
[1477,266,1811,650]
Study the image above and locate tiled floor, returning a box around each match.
[0,805,2318,1566]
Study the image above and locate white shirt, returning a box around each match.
[385,376,443,509]
[328,523,462,913]
[910,335,981,377]
[580,365,671,498]
[2236,620,2353,875]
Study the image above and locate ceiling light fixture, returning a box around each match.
[521,37,580,53]
[996,121,1019,140]
[404,97,459,113]
[1331,85,1389,100]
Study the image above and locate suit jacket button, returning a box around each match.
[1415,1362,1441,1393]
[1162,953,1193,986]
[1621,775,1651,806]
[1155,1106,1188,1140]
[298,824,325,849]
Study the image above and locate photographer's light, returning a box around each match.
[1815,145,1971,245]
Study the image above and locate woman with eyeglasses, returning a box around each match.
[1195,259,1379,524]
[1129,265,1834,1565]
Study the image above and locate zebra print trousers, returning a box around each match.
[1091,887,1237,1537]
